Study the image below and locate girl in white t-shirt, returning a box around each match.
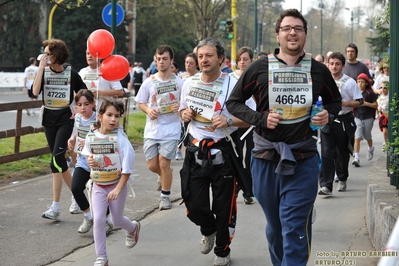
[82,100,140,266]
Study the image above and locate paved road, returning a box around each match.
[0,92,42,130]
[0,120,384,266]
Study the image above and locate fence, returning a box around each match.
[0,92,131,165]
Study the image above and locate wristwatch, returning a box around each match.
[227,118,233,127]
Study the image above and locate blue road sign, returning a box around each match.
[102,3,125,27]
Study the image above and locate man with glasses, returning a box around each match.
[227,9,341,266]
[343,43,373,82]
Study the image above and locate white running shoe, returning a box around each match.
[69,196,80,214]
[126,221,140,248]
[200,232,216,254]
[78,216,93,234]
[42,205,60,221]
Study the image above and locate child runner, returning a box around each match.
[378,79,390,151]
[67,89,113,235]
[82,100,140,266]
[352,73,378,166]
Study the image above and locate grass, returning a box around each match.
[0,112,146,186]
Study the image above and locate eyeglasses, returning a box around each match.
[279,26,305,33]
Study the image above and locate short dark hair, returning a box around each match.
[275,9,308,34]
[42,39,69,65]
[257,51,268,59]
[29,57,36,65]
[328,52,346,65]
[346,43,358,57]
[156,45,174,60]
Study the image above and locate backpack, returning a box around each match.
[133,69,143,84]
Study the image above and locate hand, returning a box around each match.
[267,112,281,129]
[181,108,194,122]
[211,115,227,129]
[107,187,122,201]
[39,55,50,68]
[171,103,180,114]
[87,155,94,168]
[67,138,75,151]
[148,108,159,120]
[311,109,328,126]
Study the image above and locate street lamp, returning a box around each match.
[319,1,324,54]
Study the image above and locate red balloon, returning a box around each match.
[100,55,130,81]
[87,29,115,59]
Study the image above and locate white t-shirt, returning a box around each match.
[136,73,184,140]
[229,72,256,111]
[78,66,123,108]
[335,74,363,115]
[179,72,238,142]
[24,65,38,89]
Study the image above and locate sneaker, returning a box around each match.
[337,181,347,192]
[175,151,183,160]
[69,196,80,214]
[334,175,339,182]
[367,147,374,161]
[200,232,216,254]
[214,254,231,266]
[105,220,114,235]
[126,221,140,249]
[243,197,254,205]
[318,187,332,196]
[382,143,386,152]
[26,109,31,116]
[159,196,172,210]
[42,205,60,221]
[93,257,108,266]
[352,158,360,167]
[78,216,93,234]
[156,176,161,191]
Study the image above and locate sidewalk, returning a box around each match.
[0,123,388,266]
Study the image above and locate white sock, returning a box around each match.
[52,201,60,209]
[368,146,374,152]
[84,211,93,220]
[354,153,359,159]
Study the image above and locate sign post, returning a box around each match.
[102,2,124,54]
[102,3,125,27]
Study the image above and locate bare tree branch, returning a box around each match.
[0,0,16,8]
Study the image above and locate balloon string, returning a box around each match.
[95,54,99,123]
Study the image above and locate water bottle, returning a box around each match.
[310,96,323,131]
